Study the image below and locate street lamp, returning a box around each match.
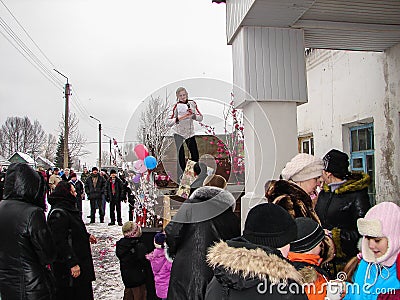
[103,134,112,165]
[90,115,102,170]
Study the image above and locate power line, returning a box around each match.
[0,0,57,68]
[0,28,63,91]
[0,16,63,88]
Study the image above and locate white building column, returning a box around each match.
[231,27,308,228]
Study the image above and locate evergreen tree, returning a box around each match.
[55,134,72,168]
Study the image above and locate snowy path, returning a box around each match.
[82,199,132,300]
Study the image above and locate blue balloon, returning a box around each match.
[144,155,157,170]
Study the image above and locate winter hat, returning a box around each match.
[243,203,297,248]
[281,153,324,182]
[122,221,142,238]
[290,217,325,253]
[92,166,98,172]
[69,172,77,179]
[203,174,227,189]
[322,149,350,179]
[357,202,400,266]
[154,232,166,248]
[110,169,117,175]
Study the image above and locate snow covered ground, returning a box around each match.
[82,199,132,300]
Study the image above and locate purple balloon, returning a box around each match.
[133,173,141,184]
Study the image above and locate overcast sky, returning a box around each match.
[0,0,232,167]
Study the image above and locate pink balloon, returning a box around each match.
[134,144,149,160]
[133,160,147,174]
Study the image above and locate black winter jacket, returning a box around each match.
[47,192,95,287]
[0,163,56,300]
[116,237,149,288]
[165,187,240,300]
[105,176,125,202]
[84,174,106,200]
[205,238,307,300]
[315,172,371,259]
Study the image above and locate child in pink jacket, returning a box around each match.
[146,232,172,300]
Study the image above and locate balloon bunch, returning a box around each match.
[130,144,159,227]
[132,144,157,173]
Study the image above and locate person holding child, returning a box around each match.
[146,232,172,300]
[342,202,400,300]
[116,221,149,300]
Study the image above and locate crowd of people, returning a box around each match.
[0,145,399,300]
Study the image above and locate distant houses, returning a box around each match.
[36,156,55,169]
[5,152,55,169]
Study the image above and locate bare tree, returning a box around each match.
[136,95,171,160]
[58,112,90,159]
[124,142,136,162]
[0,116,46,160]
[101,150,110,166]
[42,133,57,161]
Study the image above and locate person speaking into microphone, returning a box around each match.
[167,87,203,183]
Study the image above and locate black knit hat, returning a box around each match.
[290,217,325,253]
[92,166,98,172]
[323,149,350,179]
[243,203,297,248]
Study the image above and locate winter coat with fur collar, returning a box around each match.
[165,186,240,300]
[205,238,307,300]
[315,172,371,262]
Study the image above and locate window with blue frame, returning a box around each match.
[350,123,375,204]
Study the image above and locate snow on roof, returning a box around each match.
[15,152,35,164]
[37,156,55,167]
[0,155,11,165]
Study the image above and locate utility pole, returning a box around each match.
[54,69,70,169]
[90,116,102,170]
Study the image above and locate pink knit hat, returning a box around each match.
[281,153,324,182]
[357,202,400,266]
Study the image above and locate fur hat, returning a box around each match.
[323,149,350,179]
[357,202,400,266]
[110,169,117,175]
[154,232,166,248]
[264,179,321,223]
[122,221,142,238]
[281,153,324,182]
[69,172,77,178]
[203,174,227,189]
[92,166,98,172]
[243,203,297,248]
[290,217,325,253]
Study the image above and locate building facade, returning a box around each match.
[298,46,400,204]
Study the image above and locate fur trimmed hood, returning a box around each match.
[323,172,370,194]
[172,186,236,223]
[207,239,303,290]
